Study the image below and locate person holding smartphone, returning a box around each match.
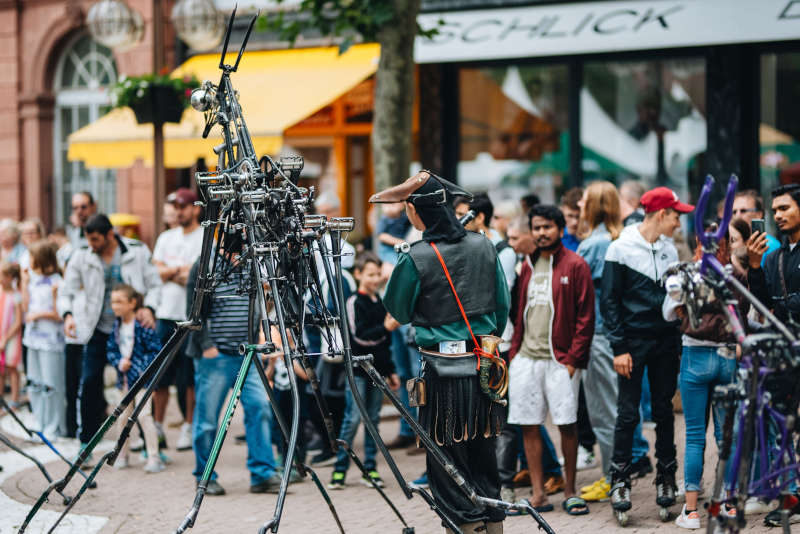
[732,190,780,266]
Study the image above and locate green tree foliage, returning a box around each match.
[260,0,433,190]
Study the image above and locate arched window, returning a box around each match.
[53,34,118,225]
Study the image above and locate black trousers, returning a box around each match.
[79,330,110,444]
[427,435,505,525]
[577,382,597,451]
[155,319,194,419]
[65,343,83,438]
[495,421,519,488]
[611,335,680,472]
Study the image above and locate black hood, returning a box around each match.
[411,176,467,243]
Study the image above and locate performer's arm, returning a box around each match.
[382,253,421,325]
[493,256,510,336]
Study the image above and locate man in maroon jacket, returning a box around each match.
[507,204,595,515]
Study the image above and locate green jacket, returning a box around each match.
[383,249,510,348]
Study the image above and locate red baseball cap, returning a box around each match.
[167,188,198,206]
[640,187,694,214]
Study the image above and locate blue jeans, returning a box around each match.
[679,345,736,492]
[541,427,562,476]
[391,326,420,438]
[641,368,653,421]
[192,353,276,485]
[333,375,382,473]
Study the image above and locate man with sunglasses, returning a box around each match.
[63,191,97,438]
[66,191,97,249]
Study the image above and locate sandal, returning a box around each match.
[522,498,554,513]
[562,496,590,516]
[544,474,565,495]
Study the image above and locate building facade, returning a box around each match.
[416,0,800,215]
[4,0,800,246]
[2,0,181,241]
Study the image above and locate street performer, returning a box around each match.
[370,170,511,534]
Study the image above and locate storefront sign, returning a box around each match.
[416,0,800,62]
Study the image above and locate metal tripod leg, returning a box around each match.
[257,249,302,534]
[174,349,254,534]
[20,328,188,533]
[0,431,72,506]
[248,348,345,534]
[0,397,96,488]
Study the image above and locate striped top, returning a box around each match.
[206,272,253,356]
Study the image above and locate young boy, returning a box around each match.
[106,284,164,473]
[328,252,400,489]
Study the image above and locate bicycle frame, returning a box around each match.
[691,175,800,534]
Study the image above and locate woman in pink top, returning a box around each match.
[0,261,23,407]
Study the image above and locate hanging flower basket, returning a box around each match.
[111,72,199,125]
[129,85,184,124]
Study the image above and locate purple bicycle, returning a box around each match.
[664,174,800,534]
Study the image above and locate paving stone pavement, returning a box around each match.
[0,397,785,534]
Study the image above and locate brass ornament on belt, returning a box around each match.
[478,335,508,405]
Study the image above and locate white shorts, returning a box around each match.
[507,356,580,426]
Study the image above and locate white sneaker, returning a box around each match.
[744,497,778,515]
[675,504,701,529]
[143,458,165,474]
[113,454,129,470]
[559,446,598,470]
[577,446,598,471]
[176,422,192,451]
[129,436,145,451]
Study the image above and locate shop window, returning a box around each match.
[458,65,569,205]
[760,52,800,207]
[53,34,118,225]
[581,58,706,203]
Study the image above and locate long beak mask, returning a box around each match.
[369,170,472,207]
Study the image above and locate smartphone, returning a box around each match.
[751,218,765,234]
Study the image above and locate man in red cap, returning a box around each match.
[600,186,693,521]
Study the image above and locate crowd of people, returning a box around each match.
[1,178,799,532]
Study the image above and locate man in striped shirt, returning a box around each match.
[187,252,279,496]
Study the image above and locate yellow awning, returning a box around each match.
[68,43,380,169]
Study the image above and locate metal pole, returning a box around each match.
[152,0,165,239]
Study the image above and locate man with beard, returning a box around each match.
[371,171,510,534]
[746,187,800,526]
[58,214,161,460]
[507,205,594,515]
[747,184,800,323]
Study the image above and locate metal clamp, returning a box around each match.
[328,217,355,232]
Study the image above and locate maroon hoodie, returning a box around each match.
[509,243,595,369]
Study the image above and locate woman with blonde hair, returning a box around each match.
[577,181,650,502]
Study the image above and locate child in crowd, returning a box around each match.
[0,261,23,408]
[328,252,400,490]
[106,284,164,473]
[22,241,65,438]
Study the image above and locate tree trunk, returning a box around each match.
[372,0,420,191]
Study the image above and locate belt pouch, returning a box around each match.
[420,351,478,378]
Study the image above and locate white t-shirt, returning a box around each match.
[117,319,135,360]
[152,226,204,321]
[22,272,64,351]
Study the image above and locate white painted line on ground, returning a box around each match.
[0,412,113,534]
